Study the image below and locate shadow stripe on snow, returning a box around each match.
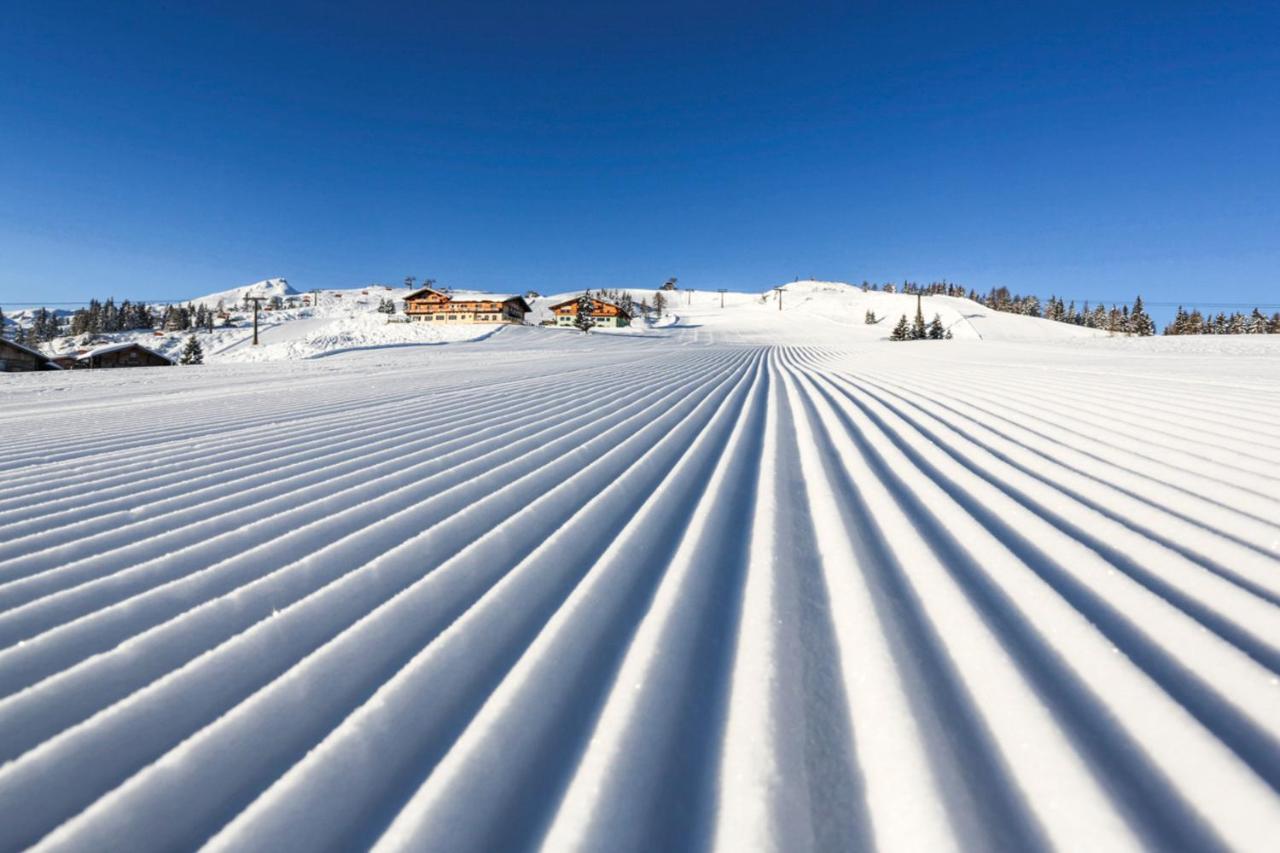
[18,350,765,852]
[791,361,1239,851]
[0,351,758,849]
[807,366,1280,802]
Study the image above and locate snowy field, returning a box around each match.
[1,287,1279,851]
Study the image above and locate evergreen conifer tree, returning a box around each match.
[178,335,204,365]
[927,314,945,339]
[910,297,927,340]
[1249,308,1268,334]
[890,315,910,341]
[1164,307,1187,335]
[574,292,596,333]
[864,310,877,324]
[1129,296,1155,336]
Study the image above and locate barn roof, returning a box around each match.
[0,338,57,362]
[547,295,633,318]
[403,288,530,310]
[81,342,174,363]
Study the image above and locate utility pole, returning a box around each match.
[249,297,263,345]
[310,289,321,312]
[775,287,785,311]
[717,288,727,308]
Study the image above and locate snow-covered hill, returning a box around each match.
[534,279,1109,344]
[18,278,1124,366]
[189,277,299,309]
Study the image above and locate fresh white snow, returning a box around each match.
[1,282,1278,851]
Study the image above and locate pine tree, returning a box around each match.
[910,296,927,340]
[178,335,204,365]
[1129,296,1155,336]
[927,313,945,340]
[890,314,910,341]
[864,310,878,324]
[1269,312,1280,334]
[1249,308,1268,334]
[1164,307,1188,335]
[653,291,666,316]
[1187,309,1204,335]
[574,292,596,333]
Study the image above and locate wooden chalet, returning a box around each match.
[549,296,632,329]
[402,288,530,324]
[76,342,174,369]
[0,339,60,372]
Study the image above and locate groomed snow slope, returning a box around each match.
[1,325,1278,851]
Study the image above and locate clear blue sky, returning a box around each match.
[2,0,1278,318]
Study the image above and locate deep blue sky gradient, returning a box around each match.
[3,1,1278,317]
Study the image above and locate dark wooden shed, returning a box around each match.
[78,342,174,369]
[0,339,60,372]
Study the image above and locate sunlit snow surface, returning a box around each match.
[2,285,1279,851]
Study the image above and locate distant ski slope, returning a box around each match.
[1,328,1278,851]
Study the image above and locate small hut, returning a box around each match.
[0,339,61,372]
[77,342,174,369]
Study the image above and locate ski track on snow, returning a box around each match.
[0,331,1278,852]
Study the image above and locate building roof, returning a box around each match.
[0,339,64,370]
[405,287,520,302]
[0,338,55,361]
[81,341,174,363]
[547,295,633,319]
[403,288,530,310]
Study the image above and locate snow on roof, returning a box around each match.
[404,287,524,303]
[446,291,524,302]
[547,294,631,316]
[0,337,53,361]
[82,341,170,361]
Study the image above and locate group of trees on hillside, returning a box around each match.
[1164,306,1280,335]
[0,297,228,347]
[857,280,1162,335]
[960,285,1278,337]
[889,300,951,341]
[858,280,970,297]
[977,288,1158,335]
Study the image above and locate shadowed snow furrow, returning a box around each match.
[1,338,1277,852]
[0,351,758,848]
